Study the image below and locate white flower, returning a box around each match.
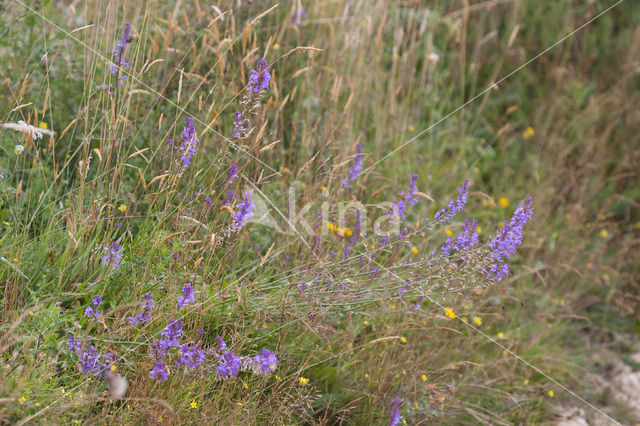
[427,52,440,64]
[1,121,55,140]
[14,145,24,155]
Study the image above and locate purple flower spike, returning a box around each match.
[388,174,419,220]
[150,361,168,381]
[233,192,255,228]
[128,293,154,326]
[103,241,122,269]
[217,351,241,378]
[177,284,195,309]
[389,397,403,426]
[428,179,469,225]
[226,164,238,184]
[178,117,199,167]
[110,22,132,86]
[342,144,363,189]
[254,349,278,373]
[248,59,271,93]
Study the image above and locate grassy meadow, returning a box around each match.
[1,0,639,424]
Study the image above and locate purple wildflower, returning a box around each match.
[388,174,419,220]
[226,164,238,184]
[247,59,271,93]
[204,197,212,205]
[0,171,5,179]
[225,189,236,206]
[389,397,403,426]
[176,344,206,368]
[486,195,533,280]
[177,284,196,308]
[429,179,469,225]
[128,293,154,326]
[110,22,132,85]
[178,117,199,167]
[254,349,278,373]
[67,335,82,352]
[83,294,102,319]
[171,252,179,259]
[292,8,307,25]
[103,241,122,269]
[159,318,184,347]
[150,360,169,381]
[412,296,424,310]
[232,111,246,139]
[216,336,228,352]
[453,219,479,252]
[342,144,363,189]
[233,192,255,228]
[217,351,241,378]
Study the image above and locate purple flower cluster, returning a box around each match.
[128,293,154,326]
[225,164,238,184]
[232,111,246,140]
[150,318,184,381]
[254,348,278,373]
[110,22,132,86]
[217,350,242,378]
[389,397,403,426]
[103,241,122,269]
[342,144,363,189]
[177,284,195,308]
[453,219,480,252]
[248,59,271,93]
[388,174,419,220]
[486,195,533,280]
[292,8,307,25]
[178,117,199,167]
[67,336,117,377]
[176,344,205,368]
[233,192,255,228]
[83,295,102,319]
[428,179,469,225]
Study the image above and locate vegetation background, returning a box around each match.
[0,0,639,424]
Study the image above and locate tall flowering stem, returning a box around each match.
[388,174,419,220]
[342,143,363,189]
[110,22,132,86]
[486,195,533,280]
[231,58,271,141]
[177,117,199,168]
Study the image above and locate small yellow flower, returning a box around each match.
[421,374,427,381]
[391,304,396,310]
[408,125,415,132]
[190,401,197,409]
[444,229,452,236]
[547,390,554,398]
[499,197,509,208]
[321,186,327,191]
[28,311,34,316]
[600,229,608,238]
[524,379,529,385]
[39,122,48,129]
[444,308,455,319]
[110,365,116,371]
[243,382,248,389]
[476,226,482,233]
[497,332,505,339]
[473,316,482,326]
[236,402,243,406]
[327,344,332,350]
[402,420,407,425]
[272,43,280,50]
[118,204,127,212]
[72,420,80,425]
[275,375,281,381]
[364,373,369,378]
[414,401,419,408]
[2,221,9,225]
[411,246,418,254]
[370,244,375,250]
[363,320,369,325]
[19,396,26,404]
[299,377,309,385]
[602,274,610,283]
[586,262,593,270]
[400,336,407,343]
[522,126,535,139]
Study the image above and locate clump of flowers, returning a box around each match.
[486,195,533,280]
[110,22,132,86]
[389,397,403,426]
[247,58,271,93]
[231,58,271,141]
[427,179,469,225]
[388,174,419,219]
[103,241,122,269]
[83,295,102,319]
[177,284,195,308]
[67,336,117,377]
[216,350,241,378]
[225,164,238,184]
[342,143,363,189]
[254,349,278,373]
[128,293,153,326]
[233,192,255,228]
[177,117,199,167]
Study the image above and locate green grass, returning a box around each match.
[1,0,639,424]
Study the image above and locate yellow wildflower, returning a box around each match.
[547,390,554,398]
[364,373,369,378]
[363,320,369,325]
[400,336,407,343]
[236,402,243,406]
[444,229,452,236]
[275,375,281,381]
[499,197,509,208]
[524,379,529,385]
[321,186,327,191]
[473,316,482,326]
[476,226,482,233]
[410,246,418,254]
[272,43,280,50]
[421,374,427,381]
[39,122,48,129]
[600,229,608,238]
[522,126,535,139]
[19,396,26,404]
[28,311,34,316]
[497,332,505,339]
[243,382,248,389]
[408,125,415,132]
[118,204,127,212]
[299,377,309,385]
[190,401,197,409]
[3,221,9,225]
[444,308,455,319]
[110,365,116,371]
[603,274,610,283]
